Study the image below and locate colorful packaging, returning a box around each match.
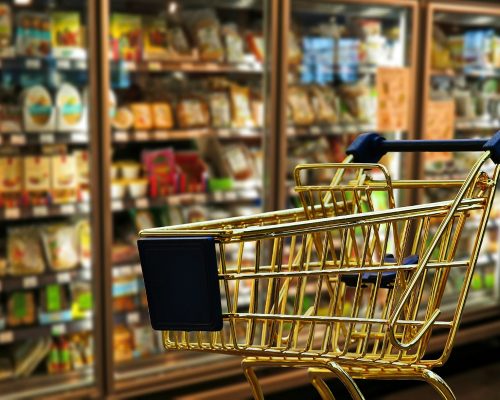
[112,106,134,130]
[143,17,169,60]
[151,103,173,129]
[51,12,82,57]
[0,157,22,194]
[23,156,51,203]
[176,98,209,128]
[56,83,85,131]
[15,12,51,57]
[230,85,254,128]
[110,13,142,61]
[131,103,153,130]
[41,224,80,271]
[7,291,36,327]
[208,92,231,128]
[184,9,224,62]
[142,148,176,197]
[50,154,78,204]
[23,85,55,132]
[0,4,12,49]
[7,227,45,276]
[222,23,244,63]
[288,86,315,125]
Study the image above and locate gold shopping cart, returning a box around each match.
[138,132,500,400]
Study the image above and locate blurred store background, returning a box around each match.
[0,0,499,398]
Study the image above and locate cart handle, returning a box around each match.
[346,131,500,164]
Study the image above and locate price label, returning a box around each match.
[124,61,137,71]
[135,198,149,209]
[10,134,26,145]
[114,131,128,142]
[127,312,140,325]
[57,272,71,283]
[193,193,207,203]
[76,60,87,70]
[134,131,149,141]
[23,276,38,289]
[51,323,67,336]
[153,130,169,140]
[212,192,223,202]
[148,61,162,71]
[40,133,55,144]
[287,127,296,136]
[180,62,194,70]
[0,331,13,344]
[225,192,238,201]
[217,129,230,138]
[60,204,76,215]
[56,59,71,69]
[167,196,181,206]
[310,126,321,135]
[111,199,124,211]
[4,208,20,219]
[26,58,41,69]
[71,132,88,143]
[33,205,49,217]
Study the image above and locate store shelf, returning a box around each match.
[0,56,87,71]
[287,123,376,137]
[0,318,93,345]
[0,202,90,222]
[455,120,499,131]
[0,131,89,146]
[431,67,500,78]
[0,268,92,293]
[111,60,263,74]
[112,127,263,143]
[0,368,95,400]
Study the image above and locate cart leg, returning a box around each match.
[421,370,456,400]
[241,358,265,400]
[324,362,365,400]
[308,369,336,400]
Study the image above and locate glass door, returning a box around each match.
[283,0,418,208]
[422,2,500,313]
[104,0,275,395]
[0,0,100,398]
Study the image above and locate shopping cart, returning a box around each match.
[138,132,500,400]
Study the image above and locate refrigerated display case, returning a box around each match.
[281,0,418,209]
[0,0,102,398]
[422,2,500,317]
[99,0,281,396]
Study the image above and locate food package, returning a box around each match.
[0,4,12,50]
[110,13,142,61]
[208,92,231,128]
[311,86,337,123]
[132,326,157,357]
[221,144,255,180]
[0,157,22,195]
[23,156,50,205]
[12,337,51,377]
[76,219,91,268]
[143,17,169,60]
[175,152,208,193]
[51,12,83,58]
[41,224,80,271]
[0,258,6,277]
[184,9,224,62]
[0,105,22,133]
[230,85,254,128]
[246,32,264,62]
[222,23,244,63]
[251,99,264,127]
[113,325,134,362]
[56,83,86,131]
[15,12,51,57]
[131,103,153,130]
[288,86,315,125]
[22,85,55,132]
[167,26,191,57]
[39,284,71,324]
[151,102,173,129]
[112,106,134,130]
[50,154,78,204]
[142,148,177,196]
[176,98,209,128]
[8,227,45,275]
[74,150,90,188]
[7,291,36,327]
[70,281,93,319]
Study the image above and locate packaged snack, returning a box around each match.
[143,17,169,60]
[51,12,82,57]
[39,284,72,325]
[251,99,264,127]
[50,154,78,204]
[288,86,315,125]
[0,157,22,195]
[74,150,90,187]
[23,85,55,132]
[151,102,173,129]
[67,335,85,370]
[41,224,80,271]
[142,148,176,196]
[208,92,231,128]
[246,32,264,62]
[221,145,254,180]
[7,291,36,327]
[56,83,84,131]
[112,107,134,130]
[70,281,93,318]
[76,219,91,268]
[311,86,337,123]
[132,326,157,357]
[175,152,208,193]
[113,325,134,362]
[0,105,22,133]
[110,13,142,61]
[16,13,51,57]
[167,26,191,56]
[131,103,153,130]
[0,4,12,49]
[184,9,224,62]
[24,156,51,205]
[230,85,254,128]
[222,23,244,63]
[8,227,45,275]
[176,98,209,128]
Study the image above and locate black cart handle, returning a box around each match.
[346,131,500,164]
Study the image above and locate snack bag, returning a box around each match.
[131,103,153,130]
[151,103,173,129]
[110,13,142,61]
[143,17,169,60]
[142,148,177,196]
[222,23,244,63]
[176,98,209,128]
[184,9,224,62]
[50,154,78,204]
[0,4,12,49]
[51,12,82,56]
[230,85,254,128]
[41,224,80,271]
[7,291,36,327]
[8,227,45,276]
[208,92,231,128]
[288,86,315,125]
